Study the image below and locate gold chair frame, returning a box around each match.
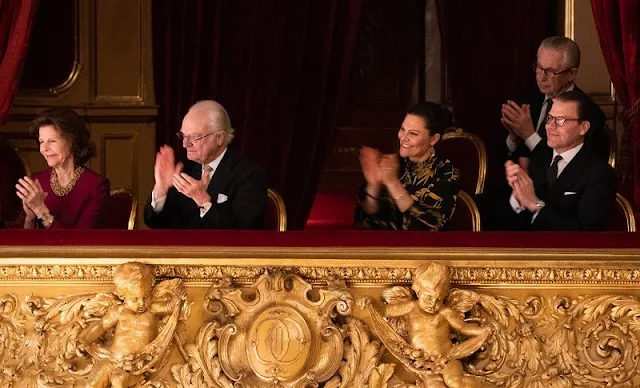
[109,187,137,230]
[267,188,287,232]
[615,192,636,232]
[608,127,617,168]
[457,190,481,232]
[441,128,487,194]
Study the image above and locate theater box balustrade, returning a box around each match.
[0,230,639,387]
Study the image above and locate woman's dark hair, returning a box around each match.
[29,108,96,166]
[406,102,453,137]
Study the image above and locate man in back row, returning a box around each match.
[501,36,609,163]
[502,90,616,230]
[144,100,267,229]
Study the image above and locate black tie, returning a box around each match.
[546,155,562,188]
[538,99,553,140]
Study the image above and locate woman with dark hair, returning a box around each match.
[355,102,460,231]
[15,108,110,228]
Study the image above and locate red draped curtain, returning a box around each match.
[152,0,364,229]
[0,0,36,125]
[591,0,640,213]
[0,0,37,226]
[435,0,555,191]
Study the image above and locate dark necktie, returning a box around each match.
[538,99,553,140]
[546,155,562,188]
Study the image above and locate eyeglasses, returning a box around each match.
[176,131,221,143]
[532,64,573,79]
[546,114,582,127]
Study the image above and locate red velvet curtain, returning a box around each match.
[591,0,640,212]
[152,0,364,229]
[436,0,555,190]
[0,0,36,125]
[0,0,37,226]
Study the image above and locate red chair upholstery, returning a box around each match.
[305,193,357,230]
[263,188,287,231]
[436,128,487,194]
[447,190,481,231]
[607,193,636,232]
[104,188,136,229]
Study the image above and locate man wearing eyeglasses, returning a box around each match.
[144,100,267,229]
[501,36,608,162]
[501,90,616,230]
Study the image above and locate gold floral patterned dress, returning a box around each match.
[354,154,460,231]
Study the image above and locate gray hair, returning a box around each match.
[539,36,581,69]
[188,100,235,145]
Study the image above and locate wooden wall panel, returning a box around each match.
[94,0,144,102]
[3,0,156,228]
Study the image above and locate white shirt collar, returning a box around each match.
[204,148,227,175]
[552,142,583,165]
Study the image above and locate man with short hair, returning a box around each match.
[144,100,268,229]
[503,90,616,230]
[501,36,608,161]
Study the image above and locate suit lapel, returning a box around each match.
[207,148,236,199]
[549,147,588,195]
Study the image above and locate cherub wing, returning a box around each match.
[133,278,189,376]
[362,303,427,375]
[446,288,480,316]
[382,286,414,304]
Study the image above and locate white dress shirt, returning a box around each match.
[510,143,584,217]
[151,148,227,218]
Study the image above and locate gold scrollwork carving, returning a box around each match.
[0,262,190,387]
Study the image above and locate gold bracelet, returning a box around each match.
[39,212,54,228]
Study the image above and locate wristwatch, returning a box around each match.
[533,200,546,212]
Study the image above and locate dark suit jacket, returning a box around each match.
[510,86,608,161]
[144,148,268,229]
[517,144,616,230]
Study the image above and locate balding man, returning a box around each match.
[144,100,267,229]
[502,36,608,161]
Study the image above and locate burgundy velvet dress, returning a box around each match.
[34,168,110,229]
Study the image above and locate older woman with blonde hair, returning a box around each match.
[355,102,459,231]
[16,108,110,228]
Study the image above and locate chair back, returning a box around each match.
[607,193,636,232]
[607,127,617,168]
[264,188,287,231]
[447,190,481,231]
[436,128,487,194]
[104,187,137,230]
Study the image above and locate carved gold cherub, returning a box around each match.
[361,262,491,388]
[76,262,187,387]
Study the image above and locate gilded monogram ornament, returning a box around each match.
[170,272,392,388]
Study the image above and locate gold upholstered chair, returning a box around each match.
[264,188,287,231]
[607,192,637,232]
[104,187,137,230]
[447,190,481,231]
[437,128,487,194]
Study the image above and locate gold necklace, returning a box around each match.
[50,167,85,196]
